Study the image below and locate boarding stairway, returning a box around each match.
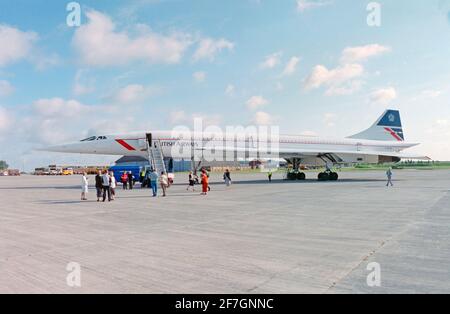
[146,134,167,174]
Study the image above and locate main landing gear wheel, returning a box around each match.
[329,172,338,181]
[318,172,338,181]
[286,171,306,181]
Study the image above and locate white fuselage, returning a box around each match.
[45,130,418,164]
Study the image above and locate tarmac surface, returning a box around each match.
[0,170,449,293]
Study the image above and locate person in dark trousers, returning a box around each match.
[186,171,195,192]
[102,170,111,202]
[268,171,273,182]
[224,169,231,187]
[140,168,146,186]
[128,171,134,190]
[386,167,394,187]
[95,170,103,202]
[149,169,159,197]
[121,172,128,190]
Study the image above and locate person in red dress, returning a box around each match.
[201,169,209,195]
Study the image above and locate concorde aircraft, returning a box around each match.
[43,110,428,181]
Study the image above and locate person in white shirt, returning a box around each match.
[109,171,117,200]
[159,172,169,197]
[102,170,111,202]
[81,172,89,201]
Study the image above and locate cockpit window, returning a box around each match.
[81,136,108,142]
[81,136,96,142]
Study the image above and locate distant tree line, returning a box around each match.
[0,160,8,170]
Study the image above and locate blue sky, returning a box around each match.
[0,0,450,170]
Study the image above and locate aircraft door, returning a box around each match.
[146,133,152,146]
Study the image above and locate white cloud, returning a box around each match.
[436,119,449,127]
[225,84,235,96]
[253,111,273,125]
[282,56,300,76]
[246,95,269,110]
[72,10,192,66]
[323,113,337,127]
[325,80,363,96]
[340,44,391,64]
[73,69,95,96]
[16,95,148,146]
[411,89,444,102]
[304,63,364,91]
[22,99,93,145]
[260,52,282,69]
[85,116,140,136]
[426,119,450,137]
[369,87,397,105]
[419,119,450,160]
[304,44,390,95]
[0,106,13,134]
[0,25,38,67]
[32,52,61,71]
[300,130,318,136]
[297,0,331,12]
[191,113,222,126]
[0,80,14,97]
[193,71,207,82]
[275,82,284,91]
[169,110,187,124]
[112,84,160,104]
[33,98,92,118]
[193,38,234,62]
[420,89,443,99]
[169,110,222,126]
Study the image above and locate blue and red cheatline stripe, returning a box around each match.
[384,127,404,141]
[115,139,136,151]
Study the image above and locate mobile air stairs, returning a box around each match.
[145,133,167,175]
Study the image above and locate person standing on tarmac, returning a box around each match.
[149,169,159,197]
[186,171,195,192]
[386,167,394,187]
[128,171,134,190]
[268,170,273,182]
[102,170,112,202]
[121,172,128,190]
[160,172,169,197]
[224,169,232,187]
[201,169,209,196]
[81,172,89,201]
[140,168,146,185]
[95,170,103,202]
[110,171,117,200]
[204,168,211,192]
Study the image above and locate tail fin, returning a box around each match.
[348,109,405,141]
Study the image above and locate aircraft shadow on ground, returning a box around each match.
[173,178,387,186]
[37,200,92,205]
[0,186,80,190]
[2,178,389,192]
